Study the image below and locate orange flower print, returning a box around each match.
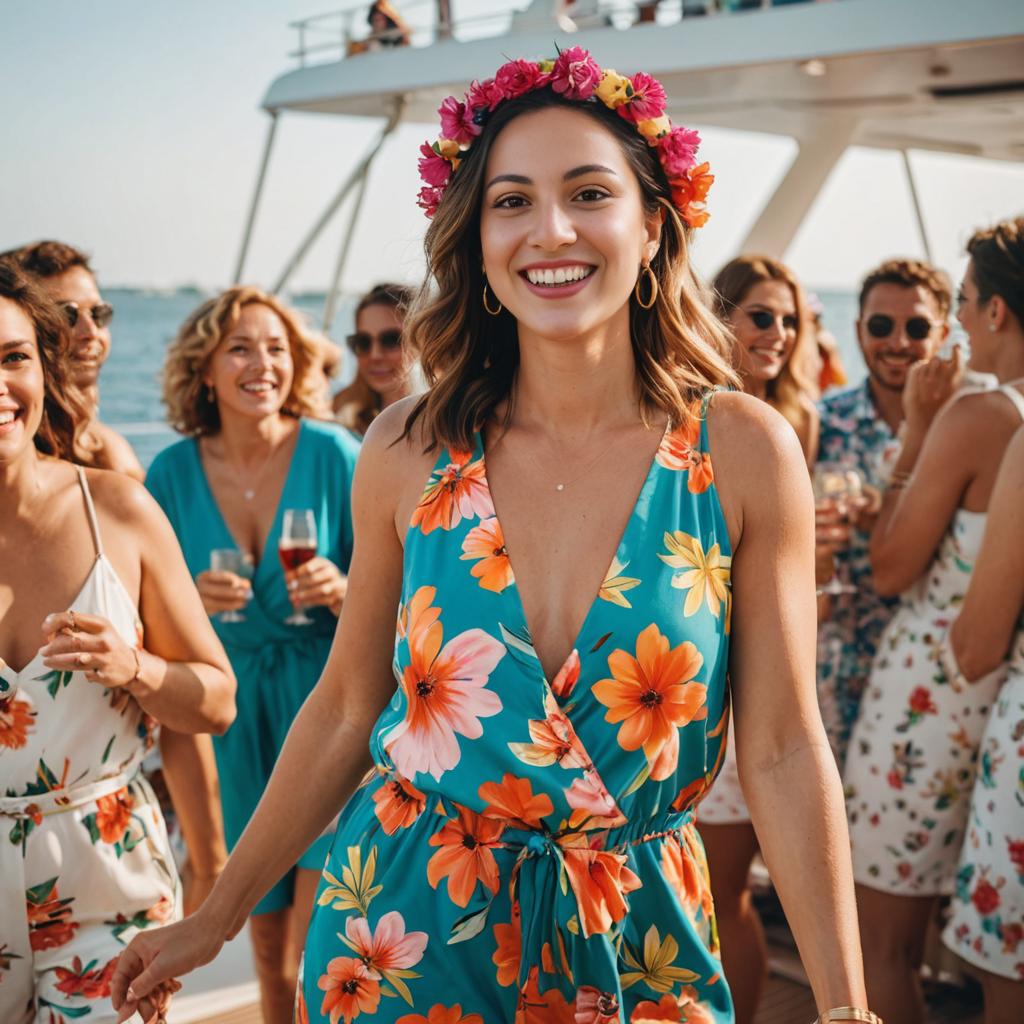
[478,773,554,830]
[397,1006,484,1024]
[593,624,708,781]
[411,450,493,534]
[550,649,580,700]
[386,586,505,781]
[661,829,713,924]
[655,419,713,494]
[296,986,310,1024]
[146,895,175,923]
[515,967,576,1024]
[95,787,134,844]
[565,771,627,830]
[426,806,505,907]
[54,955,117,999]
[343,911,428,974]
[560,844,642,937]
[460,518,514,593]
[492,904,521,987]
[0,694,35,749]
[508,692,590,771]
[27,880,78,952]
[631,987,717,1024]
[318,956,381,1024]
[372,776,427,835]
[575,986,621,1023]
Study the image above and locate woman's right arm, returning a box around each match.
[112,411,413,1021]
[950,425,1024,681]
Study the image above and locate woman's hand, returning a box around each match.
[902,347,964,434]
[111,910,226,1022]
[40,611,140,688]
[286,557,348,616]
[195,570,252,616]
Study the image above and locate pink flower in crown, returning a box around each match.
[418,142,453,188]
[619,71,667,124]
[466,77,504,114]
[550,46,602,101]
[437,96,479,146]
[417,184,446,218]
[494,59,549,102]
[658,126,702,177]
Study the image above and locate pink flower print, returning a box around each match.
[565,771,626,830]
[344,911,428,973]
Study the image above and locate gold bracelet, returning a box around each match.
[126,647,144,692]
[888,469,912,486]
[817,1008,883,1023]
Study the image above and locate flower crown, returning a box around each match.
[417,46,713,228]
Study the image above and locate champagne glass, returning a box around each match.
[210,549,254,624]
[280,508,317,626]
[813,464,860,596]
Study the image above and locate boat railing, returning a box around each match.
[288,1,797,66]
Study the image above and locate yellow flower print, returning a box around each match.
[317,845,383,917]
[598,558,642,609]
[658,531,731,629]
[619,924,700,993]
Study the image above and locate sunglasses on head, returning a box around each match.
[745,308,798,332]
[60,301,114,329]
[346,329,402,355]
[864,314,935,342]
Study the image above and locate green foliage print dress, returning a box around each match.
[301,399,734,1024]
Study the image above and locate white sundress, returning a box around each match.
[844,385,1024,896]
[0,468,181,1024]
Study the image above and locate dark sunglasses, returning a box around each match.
[60,301,114,329]
[745,308,798,332]
[346,329,402,354]
[864,314,935,342]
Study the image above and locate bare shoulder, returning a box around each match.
[89,421,144,477]
[84,466,163,530]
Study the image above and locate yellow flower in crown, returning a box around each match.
[595,69,634,109]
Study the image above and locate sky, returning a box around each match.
[3,0,1023,296]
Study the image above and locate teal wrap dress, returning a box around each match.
[300,397,734,1023]
[146,418,361,913]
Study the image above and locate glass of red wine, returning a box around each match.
[280,508,317,626]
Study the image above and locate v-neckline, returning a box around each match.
[479,420,669,684]
[192,420,306,576]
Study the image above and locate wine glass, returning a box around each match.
[280,508,317,626]
[813,464,862,596]
[210,549,254,624]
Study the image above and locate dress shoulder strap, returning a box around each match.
[997,384,1024,423]
[698,385,725,452]
[75,466,104,558]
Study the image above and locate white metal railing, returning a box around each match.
[288,1,813,66]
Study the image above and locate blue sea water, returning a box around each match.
[99,287,866,468]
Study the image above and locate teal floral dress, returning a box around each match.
[301,399,734,1024]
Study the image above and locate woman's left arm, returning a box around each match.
[713,393,867,1013]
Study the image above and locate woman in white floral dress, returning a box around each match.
[940,370,1024,1017]
[844,218,1024,1024]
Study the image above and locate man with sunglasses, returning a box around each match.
[815,258,951,768]
[12,239,144,480]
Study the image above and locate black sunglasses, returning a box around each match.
[347,329,402,355]
[60,301,114,329]
[864,314,935,342]
[745,308,798,332]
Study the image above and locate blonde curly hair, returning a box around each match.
[163,286,323,436]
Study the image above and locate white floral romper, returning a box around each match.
[845,385,1024,896]
[0,469,180,1024]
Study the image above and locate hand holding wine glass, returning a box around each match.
[813,464,864,596]
[206,549,254,623]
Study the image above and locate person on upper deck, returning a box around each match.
[844,217,1024,1024]
[144,286,360,1024]
[112,48,876,1024]
[11,240,144,481]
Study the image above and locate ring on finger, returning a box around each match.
[68,610,77,632]
[77,652,89,668]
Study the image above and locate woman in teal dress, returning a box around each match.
[144,286,359,1024]
[114,51,877,1024]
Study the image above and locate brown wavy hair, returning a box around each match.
[966,217,1024,330]
[858,258,952,320]
[0,257,88,460]
[712,255,815,439]
[402,88,738,451]
[163,286,323,436]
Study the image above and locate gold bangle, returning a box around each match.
[127,647,144,691]
[818,1008,883,1023]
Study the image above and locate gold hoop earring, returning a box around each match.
[634,264,658,310]
[482,281,503,316]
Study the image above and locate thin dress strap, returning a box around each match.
[698,386,722,452]
[998,383,1024,423]
[76,466,104,558]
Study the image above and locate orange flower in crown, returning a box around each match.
[417,47,712,226]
